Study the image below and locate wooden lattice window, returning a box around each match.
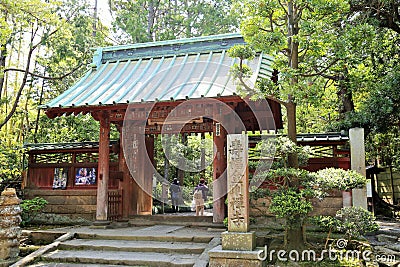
[75,153,99,163]
[307,146,334,158]
[34,153,72,163]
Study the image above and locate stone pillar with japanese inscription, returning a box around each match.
[221,133,255,251]
[209,134,263,267]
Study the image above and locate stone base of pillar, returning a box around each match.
[209,245,265,267]
[221,231,256,251]
[352,188,368,209]
[90,220,111,229]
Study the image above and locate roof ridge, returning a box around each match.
[97,33,245,63]
[95,33,242,52]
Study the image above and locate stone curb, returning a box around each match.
[194,236,221,267]
[10,232,74,267]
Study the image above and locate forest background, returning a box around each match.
[1,0,400,187]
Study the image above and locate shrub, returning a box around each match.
[269,188,313,227]
[223,217,228,228]
[309,168,367,198]
[254,136,312,168]
[252,167,315,189]
[20,197,48,226]
[335,207,379,241]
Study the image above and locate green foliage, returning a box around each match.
[223,217,228,228]
[227,45,255,60]
[30,114,102,143]
[0,140,23,184]
[230,63,253,79]
[335,207,379,241]
[269,188,313,227]
[365,129,400,169]
[310,168,367,196]
[112,0,239,43]
[154,134,213,187]
[310,215,341,232]
[254,136,311,168]
[252,167,315,189]
[20,197,48,226]
[249,187,271,200]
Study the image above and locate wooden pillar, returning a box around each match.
[141,135,154,214]
[213,122,227,223]
[118,125,133,219]
[164,134,170,182]
[96,111,110,222]
[201,133,206,176]
[177,133,186,185]
[131,130,154,215]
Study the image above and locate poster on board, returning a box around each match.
[52,168,67,189]
[75,168,96,185]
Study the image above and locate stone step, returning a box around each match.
[74,225,215,243]
[29,263,133,267]
[59,238,207,254]
[41,249,198,267]
[129,215,222,228]
[133,214,213,223]
[75,231,213,243]
[21,225,220,266]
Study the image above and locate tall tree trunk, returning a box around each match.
[337,69,354,115]
[0,26,35,130]
[286,1,304,250]
[93,0,98,37]
[33,70,46,143]
[147,0,156,41]
[0,42,8,99]
[338,84,354,115]
[0,10,9,99]
[184,0,192,38]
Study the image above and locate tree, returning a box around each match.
[111,0,240,43]
[230,0,372,249]
[327,2,400,169]
[350,0,400,34]
[31,0,111,143]
[0,0,110,186]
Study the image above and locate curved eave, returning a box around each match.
[44,94,246,119]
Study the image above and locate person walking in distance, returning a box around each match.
[193,178,208,216]
[170,178,181,213]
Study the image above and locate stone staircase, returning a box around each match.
[20,224,221,267]
[128,214,223,228]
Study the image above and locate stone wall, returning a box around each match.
[0,188,21,261]
[250,190,344,222]
[24,189,97,221]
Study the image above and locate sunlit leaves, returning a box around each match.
[112,0,239,43]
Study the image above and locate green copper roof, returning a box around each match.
[43,33,274,109]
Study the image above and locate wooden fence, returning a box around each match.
[108,189,123,221]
